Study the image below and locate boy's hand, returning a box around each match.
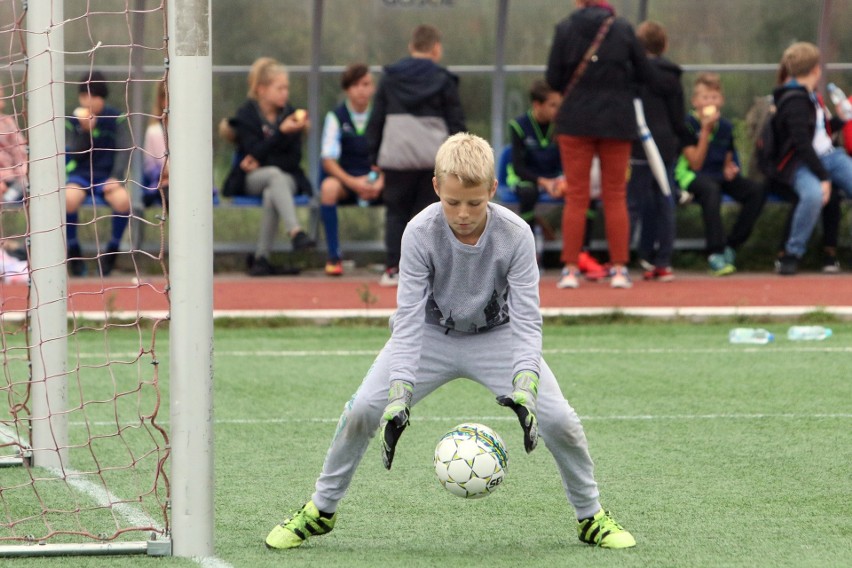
[723,161,740,181]
[380,380,413,470]
[699,105,719,131]
[496,370,539,453]
[821,180,831,205]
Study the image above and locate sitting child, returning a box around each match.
[318,63,381,276]
[65,71,133,277]
[675,73,766,276]
[508,79,606,280]
[772,43,852,275]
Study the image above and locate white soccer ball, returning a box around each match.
[434,423,508,499]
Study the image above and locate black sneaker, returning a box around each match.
[291,231,316,251]
[98,244,119,276]
[67,243,87,277]
[249,256,276,276]
[248,256,300,276]
[775,253,798,276]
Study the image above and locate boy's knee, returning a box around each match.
[796,187,823,208]
[540,415,587,447]
[345,397,383,434]
[320,177,342,204]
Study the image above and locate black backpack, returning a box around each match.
[754,90,798,181]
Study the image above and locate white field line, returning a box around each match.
[45,467,234,567]
[2,305,852,323]
[45,467,163,531]
[69,412,852,429]
[193,557,235,568]
[69,345,852,359]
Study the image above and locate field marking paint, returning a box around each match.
[69,412,852,428]
[69,346,852,359]
[4,306,852,325]
[194,557,235,568]
[39,467,235,568]
[46,467,163,530]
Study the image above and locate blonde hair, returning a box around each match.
[434,133,495,189]
[247,57,287,100]
[782,42,820,79]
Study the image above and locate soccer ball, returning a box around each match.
[434,423,508,499]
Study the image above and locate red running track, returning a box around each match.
[2,270,850,314]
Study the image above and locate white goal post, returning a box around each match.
[166,0,215,558]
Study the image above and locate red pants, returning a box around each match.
[558,135,632,265]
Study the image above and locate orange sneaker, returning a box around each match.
[577,251,608,281]
[325,261,343,276]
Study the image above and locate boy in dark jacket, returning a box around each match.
[773,42,852,275]
[366,24,466,286]
[675,74,765,276]
[508,79,607,280]
[627,20,690,282]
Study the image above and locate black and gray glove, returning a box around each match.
[380,379,413,470]
[496,370,539,453]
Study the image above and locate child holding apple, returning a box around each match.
[674,73,766,276]
[227,57,316,276]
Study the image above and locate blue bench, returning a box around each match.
[228,193,313,207]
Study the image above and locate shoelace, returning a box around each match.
[595,511,624,533]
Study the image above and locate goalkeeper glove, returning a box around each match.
[380,379,413,470]
[496,370,539,453]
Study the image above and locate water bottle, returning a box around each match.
[827,83,852,121]
[786,325,832,341]
[728,328,774,345]
[359,170,379,207]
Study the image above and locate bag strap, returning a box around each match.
[563,15,615,99]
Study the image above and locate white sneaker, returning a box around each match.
[610,267,632,289]
[556,268,580,289]
[379,269,399,287]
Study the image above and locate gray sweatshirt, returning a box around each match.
[390,202,542,385]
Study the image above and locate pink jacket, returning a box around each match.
[0,113,27,181]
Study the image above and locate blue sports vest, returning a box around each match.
[67,105,124,179]
[684,114,737,181]
[333,104,371,177]
[509,111,562,180]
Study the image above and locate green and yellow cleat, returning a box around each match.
[577,509,636,549]
[265,501,337,550]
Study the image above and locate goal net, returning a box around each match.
[1,0,172,556]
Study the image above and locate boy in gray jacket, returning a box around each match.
[265,133,635,552]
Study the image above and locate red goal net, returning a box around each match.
[1,0,171,554]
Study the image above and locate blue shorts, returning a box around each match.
[66,174,111,198]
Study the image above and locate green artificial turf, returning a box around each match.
[2,322,850,567]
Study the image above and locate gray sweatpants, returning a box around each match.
[311,324,602,519]
[244,166,301,259]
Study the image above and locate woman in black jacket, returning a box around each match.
[546,0,654,289]
[229,57,316,276]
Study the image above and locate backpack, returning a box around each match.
[753,90,798,181]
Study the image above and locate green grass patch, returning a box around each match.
[2,322,851,566]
